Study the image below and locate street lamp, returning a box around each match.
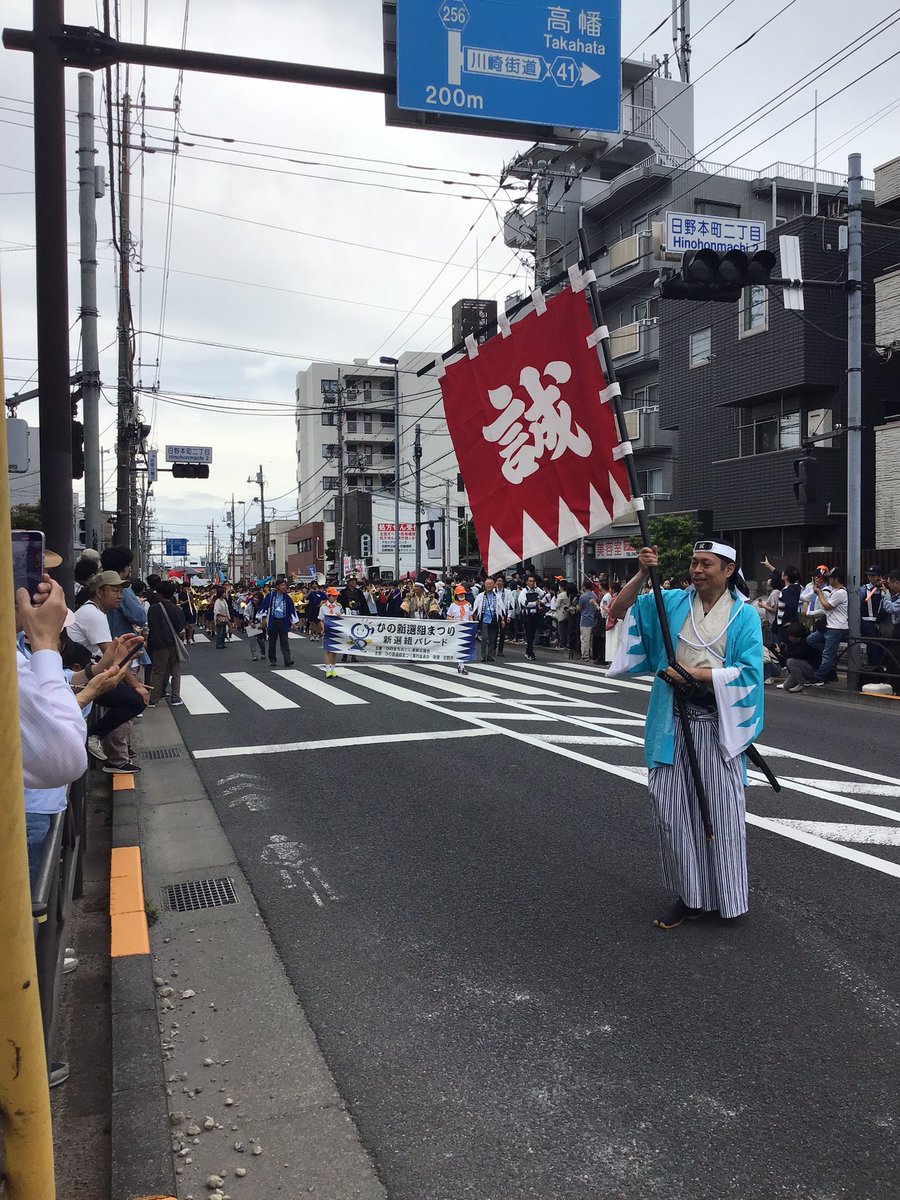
[379,355,401,582]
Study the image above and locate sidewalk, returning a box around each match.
[111,704,386,1200]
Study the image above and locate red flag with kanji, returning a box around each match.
[439,286,633,574]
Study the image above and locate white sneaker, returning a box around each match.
[87,735,107,762]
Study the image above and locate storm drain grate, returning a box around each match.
[162,877,238,913]
[143,746,183,761]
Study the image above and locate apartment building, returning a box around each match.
[294,354,466,571]
[506,57,900,579]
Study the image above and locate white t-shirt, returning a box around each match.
[319,601,345,618]
[446,601,473,622]
[68,600,113,656]
[825,586,849,630]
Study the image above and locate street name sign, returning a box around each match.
[665,211,766,256]
[396,0,621,132]
[165,444,213,464]
[165,537,189,556]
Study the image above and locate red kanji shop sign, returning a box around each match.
[440,287,633,573]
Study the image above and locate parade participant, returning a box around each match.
[608,541,764,929]
[257,577,297,667]
[517,574,547,661]
[320,587,344,679]
[445,584,475,675]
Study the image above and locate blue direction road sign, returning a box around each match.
[165,537,189,557]
[396,0,621,132]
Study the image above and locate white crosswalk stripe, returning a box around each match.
[274,668,367,706]
[483,661,614,695]
[221,672,300,710]
[179,676,228,714]
[367,663,500,701]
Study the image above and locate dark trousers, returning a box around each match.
[480,621,498,660]
[267,617,292,664]
[591,625,606,663]
[523,613,540,656]
[91,681,146,738]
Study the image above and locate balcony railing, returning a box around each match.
[610,318,659,362]
[621,103,692,163]
[626,152,875,192]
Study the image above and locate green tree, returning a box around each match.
[10,502,42,530]
[629,513,701,581]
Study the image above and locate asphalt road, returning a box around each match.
[169,628,900,1200]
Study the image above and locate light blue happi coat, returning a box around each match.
[608,587,764,768]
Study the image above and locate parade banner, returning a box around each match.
[439,285,633,574]
[323,617,476,663]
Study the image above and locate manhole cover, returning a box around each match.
[162,877,238,913]
[143,747,183,761]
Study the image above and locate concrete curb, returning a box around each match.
[110,769,178,1200]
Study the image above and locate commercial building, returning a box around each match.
[294,354,466,576]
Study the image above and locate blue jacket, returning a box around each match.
[257,591,298,624]
[608,586,764,769]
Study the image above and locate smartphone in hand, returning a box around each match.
[12,529,45,596]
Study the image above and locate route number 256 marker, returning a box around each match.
[396,0,622,131]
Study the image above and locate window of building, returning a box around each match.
[694,200,741,218]
[363,414,373,434]
[321,412,336,426]
[739,285,768,337]
[321,379,339,396]
[457,506,466,520]
[737,400,801,456]
[323,507,335,522]
[633,299,651,323]
[628,385,660,411]
[363,475,375,489]
[380,379,394,395]
[631,214,651,236]
[322,443,340,459]
[346,414,358,433]
[380,410,395,426]
[322,476,338,491]
[637,468,663,494]
[689,328,712,368]
[380,474,395,489]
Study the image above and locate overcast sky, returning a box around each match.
[2,0,899,557]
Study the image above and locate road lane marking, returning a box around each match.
[479,661,614,695]
[221,671,300,710]
[767,820,900,845]
[535,735,633,746]
[747,815,900,878]
[782,779,900,797]
[191,727,499,760]
[366,663,500,701]
[178,676,228,714]
[275,668,368,705]
[419,663,557,696]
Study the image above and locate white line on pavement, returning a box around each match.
[419,663,557,696]
[275,668,368,706]
[747,815,900,877]
[535,735,634,746]
[367,662,501,701]
[221,672,300,711]
[476,661,614,695]
[766,820,900,845]
[178,676,228,715]
[191,727,499,760]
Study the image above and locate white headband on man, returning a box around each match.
[693,539,737,562]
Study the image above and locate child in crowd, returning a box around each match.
[445,584,474,676]
[319,587,345,679]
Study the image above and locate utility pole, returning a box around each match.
[445,479,451,574]
[115,92,133,547]
[378,356,401,580]
[77,71,102,553]
[535,169,550,288]
[335,370,345,578]
[846,151,863,693]
[413,424,422,573]
[32,0,74,597]
[672,0,691,83]
[230,494,236,580]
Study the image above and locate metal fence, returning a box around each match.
[31,774,87,1069]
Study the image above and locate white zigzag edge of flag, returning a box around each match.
[486,471,641,574]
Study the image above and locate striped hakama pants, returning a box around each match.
[647,705,748,918]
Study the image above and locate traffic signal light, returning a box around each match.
[172,463,210,479]
[793,455,816,504]
[425,523,436,550]
[71,419,84,480]
[659,248,776,302]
